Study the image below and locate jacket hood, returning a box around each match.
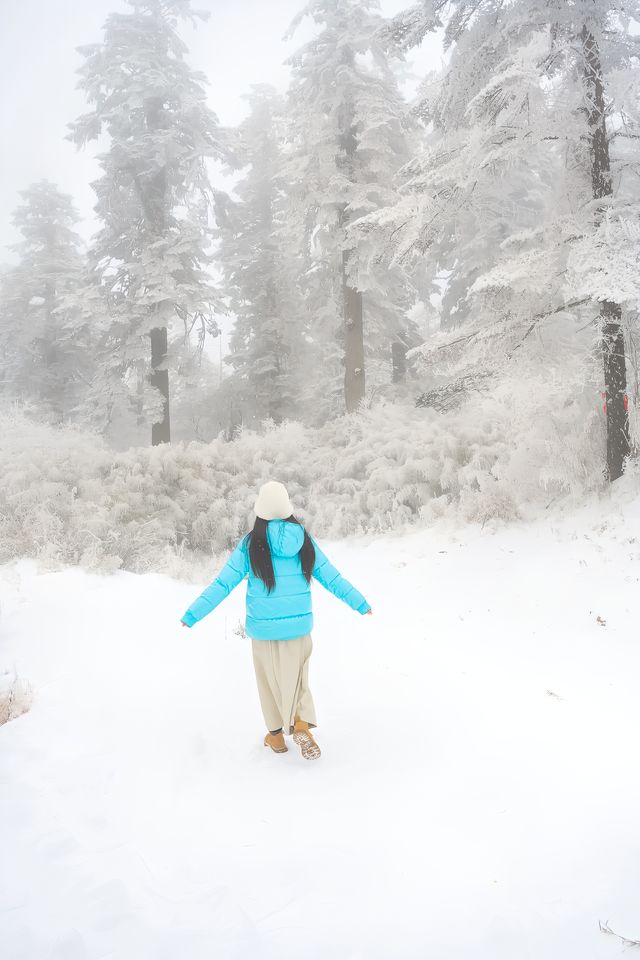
[266,519,304,558]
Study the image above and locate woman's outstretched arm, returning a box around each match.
[311,540,371,614]
[181,541,249,627]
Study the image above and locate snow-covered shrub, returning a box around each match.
[0,670,33,726]
[0,415,112,567]
[0,386,609,575]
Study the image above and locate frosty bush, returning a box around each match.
[0,670,34,726]
[0,386,607,575]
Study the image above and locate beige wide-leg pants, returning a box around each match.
[251,634,317,735]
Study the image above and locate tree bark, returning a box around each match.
[581,24,630,481]
[150,325,170,445]
[601,301,629,481]
[143,94,171,445]
[392,339,407,383]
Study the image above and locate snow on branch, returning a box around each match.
[410,298,593,367]
[599,920,640,948]
[376,2,446,52]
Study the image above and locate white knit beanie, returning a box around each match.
[254,481,294,521]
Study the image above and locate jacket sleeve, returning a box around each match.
[311,540,370,614]
[181,541,249,627]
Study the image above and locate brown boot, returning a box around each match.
[264,731,288,754]
[293,718,321,760]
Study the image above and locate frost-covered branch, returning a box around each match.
[598,920,640,948]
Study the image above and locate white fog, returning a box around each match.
[1,2,639,958]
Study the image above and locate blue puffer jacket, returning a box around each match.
[181,520,370,640]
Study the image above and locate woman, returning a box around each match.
[181,480,372,760]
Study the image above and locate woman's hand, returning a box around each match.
[366,609,373,615]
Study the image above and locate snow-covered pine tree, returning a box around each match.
[217,86,301,425]
[380,0,640,479]
[0,181,91,423]
[68,0,229,446]
[571,4,636,479]
[381,4,562,369]
[284,0,418,420]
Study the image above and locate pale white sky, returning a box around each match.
[1,0,444,256]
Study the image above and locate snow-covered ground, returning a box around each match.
[2,501,640,960]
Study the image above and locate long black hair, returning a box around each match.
[244,516,315,593]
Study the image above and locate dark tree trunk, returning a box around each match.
[150,325,170,445]
[392,339,407,384]
[143,95,171,446]
[602,301,629,481]
[581,25,630,481]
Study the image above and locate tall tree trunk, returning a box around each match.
[150,325,170,445]
[144,95,171,445]
[343,250,365,412]
[581,24,630,481]
[392,339,407,384]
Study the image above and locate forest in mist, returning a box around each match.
[5,7,640,956]
[2,0,640,565]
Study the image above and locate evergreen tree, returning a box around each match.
[217,86,301,424]
[284,0,417,420]
[0,181,90,423]
[382,0,640,478]
[69,0,229,445]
